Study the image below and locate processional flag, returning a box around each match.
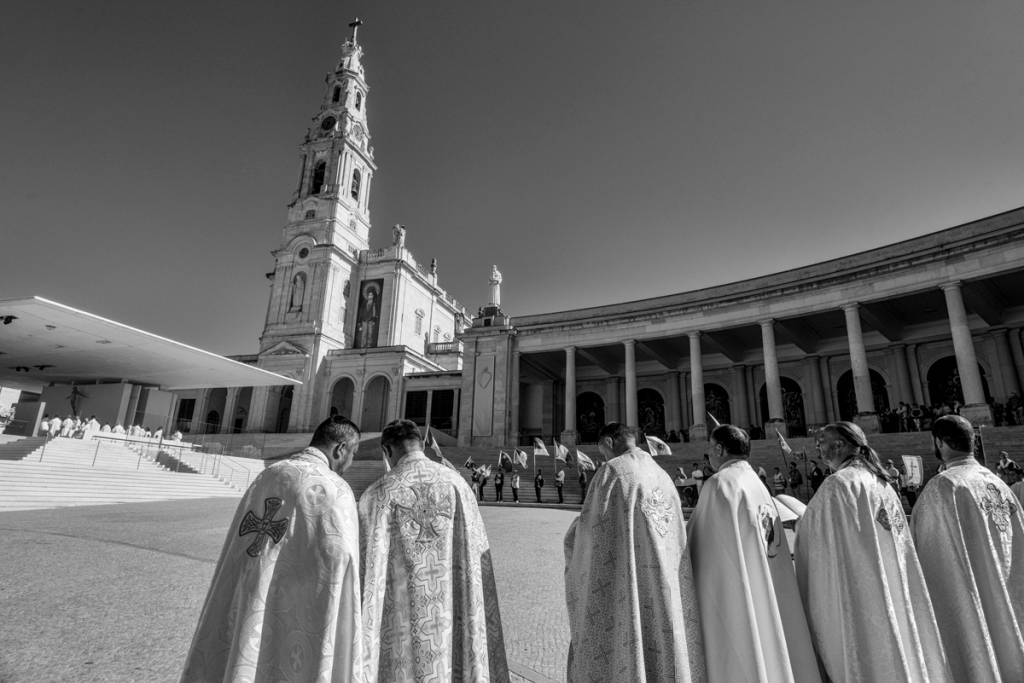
[646,434,672,456]
[552,438,569,463]
[533,438,550,457]
[498,450,514,472]
[575,450,596,471]
[513,448,529,469]
[424,428,457,469]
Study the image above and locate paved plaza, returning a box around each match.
[0,498,576,682]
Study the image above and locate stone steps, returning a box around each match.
[0,436,48,460]
[0,437,243,512]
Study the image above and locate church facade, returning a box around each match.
[172,32,468,437]
[174,31,1024,446]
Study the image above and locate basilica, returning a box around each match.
[172,30,1024,448]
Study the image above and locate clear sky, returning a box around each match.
[3,1,1023,355]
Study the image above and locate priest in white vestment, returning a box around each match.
[181,416,363,683]
[911,415,1024,682]
[794,421,950,682]
[359,419,509,682]
[688,424,820,683]
[564,422,704,683]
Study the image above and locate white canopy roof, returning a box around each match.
[0,297,299,392]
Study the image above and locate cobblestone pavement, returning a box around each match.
[0,498,577,682]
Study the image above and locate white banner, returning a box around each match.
[901,455,924,487]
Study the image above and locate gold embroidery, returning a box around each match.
[640,487,673,537]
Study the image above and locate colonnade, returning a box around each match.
[550,281,997,440]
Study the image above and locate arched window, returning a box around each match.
[304,209,316,219]
[350,168,361,201]
[355,91,362,110]
[332,86,341,103]
[311,160,327,195]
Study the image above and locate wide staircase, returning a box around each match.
[0,436,242,512]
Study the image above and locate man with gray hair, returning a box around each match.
[912,414,1024,681]
[359,419,508,682]
[563,422,704,682]
[182,415,364,682]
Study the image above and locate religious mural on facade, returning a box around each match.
[354,279,383,349]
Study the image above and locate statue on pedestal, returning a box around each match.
[489,265,502,307]
[392,224,406,250]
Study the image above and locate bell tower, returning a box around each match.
[260,19,377,350]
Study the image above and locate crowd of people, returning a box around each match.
[182,413,1023,682]
[38,413,180,442]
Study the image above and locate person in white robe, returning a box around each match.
[688,424,820,683]
[564,422,704,682]
[911,414,1024,681]
[794,421,949,682]
[181,416,363,683]
[359,419,509,682]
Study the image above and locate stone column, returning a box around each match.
[1010,329,1024,400]
[760,320,786,436]
[993,329,1021,398]
[893,345,913,405]
[731,364,750,428]
[509,352,521,444]
[688,332,707,441]
[806,356,827,429]
[906,344,925,406]
[624,340,638,426]
[666,371,682,435]
[819,356,836,423]
[843,303,879,433]
[561,346,578,445]
[942,282,992,424]
[745,365,758,428]
[220,387,240,434]
[190,389,210,434]
[247,386,270,433]
[680,372,692,431]
[605,377,621,423]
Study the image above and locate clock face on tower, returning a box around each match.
[320,116,336,132]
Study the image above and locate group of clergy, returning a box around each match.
[181,416,508,682]
[181,411,1022,682]
[566,416,1023,682]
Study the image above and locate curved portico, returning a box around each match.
[459,207,1024,447]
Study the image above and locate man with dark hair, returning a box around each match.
[563,422,704,681]
[911,414,1024,681]
[808,460,825,494]
[688,424,819,682]
[534,468,544,503]
[183,415,363,682]
[359,419,509,682]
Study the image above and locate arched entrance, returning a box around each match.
[233,386,252,433]
[361,376,390,432]
[330,377,355,419]
[204,387,227,433]
[705,383,731,425]
[576,392,605,443]
[637,388,666,438]
[759,377,807,436]
[275,386,293,433]
[836,369,890,421]
[927,356,991,407]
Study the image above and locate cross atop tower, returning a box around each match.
[348,17,363,43]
